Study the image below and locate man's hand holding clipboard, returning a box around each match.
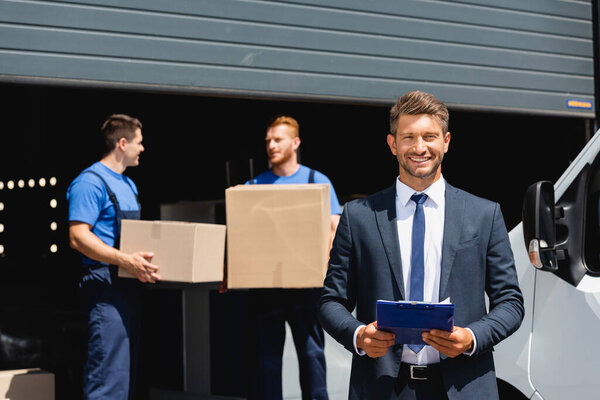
[374,300,473,358]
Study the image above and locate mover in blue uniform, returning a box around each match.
[248,115,342,400]
[67,114,161,400]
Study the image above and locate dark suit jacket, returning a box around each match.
[319,182,524,400]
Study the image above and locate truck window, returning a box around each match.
[584,163,600,273]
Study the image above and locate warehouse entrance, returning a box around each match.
[0,83,589,399]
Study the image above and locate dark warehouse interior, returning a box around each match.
[0,82,589,399]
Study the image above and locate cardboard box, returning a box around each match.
[0,369,54,400]
[119,220,226,283]
[225,184,330,288]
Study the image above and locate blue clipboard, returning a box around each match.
[376,300,455,345]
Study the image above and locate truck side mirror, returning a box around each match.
[522,181,559,271]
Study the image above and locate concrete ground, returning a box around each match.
[281,322,352,400]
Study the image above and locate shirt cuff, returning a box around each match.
[464,328,477,356]
[353,325,367,356]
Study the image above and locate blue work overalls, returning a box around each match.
[79,171,142,400]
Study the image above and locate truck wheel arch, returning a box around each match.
[497,378,529,400]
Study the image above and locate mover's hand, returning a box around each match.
[122,251,161,283]
[357,321,395,358]
[422,326,473,358]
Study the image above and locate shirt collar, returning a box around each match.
[395,175,446,208]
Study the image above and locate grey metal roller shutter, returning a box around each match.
[0,0,594,116]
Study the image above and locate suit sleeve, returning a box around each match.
[319,203,362,353]
[467,203,525,355]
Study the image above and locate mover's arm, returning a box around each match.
[69,221,161,283]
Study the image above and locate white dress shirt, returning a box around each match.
[396,176,444,365]
[353,176,476,363]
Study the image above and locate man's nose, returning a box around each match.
[413,137,426,152]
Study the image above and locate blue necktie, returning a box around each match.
[408,193,427,354]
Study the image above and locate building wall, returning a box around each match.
[0,0,594,116]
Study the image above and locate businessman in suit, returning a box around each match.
[319,90,524,399]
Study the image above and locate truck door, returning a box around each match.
[525,148,600,399]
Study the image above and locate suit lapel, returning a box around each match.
[439,183,464,301]
[374,185,405,299]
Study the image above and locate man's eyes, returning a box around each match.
[401,135,437,141]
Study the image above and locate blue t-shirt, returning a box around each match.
[67,161,139,266]
[247,164,342,215]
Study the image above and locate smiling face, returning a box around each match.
[387,113,450,191]
[122,128,144,167]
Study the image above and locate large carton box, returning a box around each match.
[0,369,54,400]
[119,220,226,283]
[225,184,330,288]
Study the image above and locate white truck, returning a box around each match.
[495,128,600,399]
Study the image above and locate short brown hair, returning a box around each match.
[267,115,300,138]
[390,91,449,135]
[101,114,142,155]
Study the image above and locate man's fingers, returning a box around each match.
[365,345,391,358]
[134,266,161,284]
[428,329,453,339]
[422,332,466,358]
[364,338,395,349]
[138,251,155,260]
[423,332,451,345]
[359,322,395,357]
[362,330,395,348]
[372,321,395,339]
[367,349,387,358]
[364,332,395,346]
[422,336,451,352]
[143,268,161,283]
[422,334,448,348]
[149,272,161,281]
[423,339,454,356]
[144,262,159,273]
[373,329,395,341]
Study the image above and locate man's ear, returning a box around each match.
[443,131,451,154]
[116,137,128,152]
[293,136,301,151]
[387,134,397,156]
